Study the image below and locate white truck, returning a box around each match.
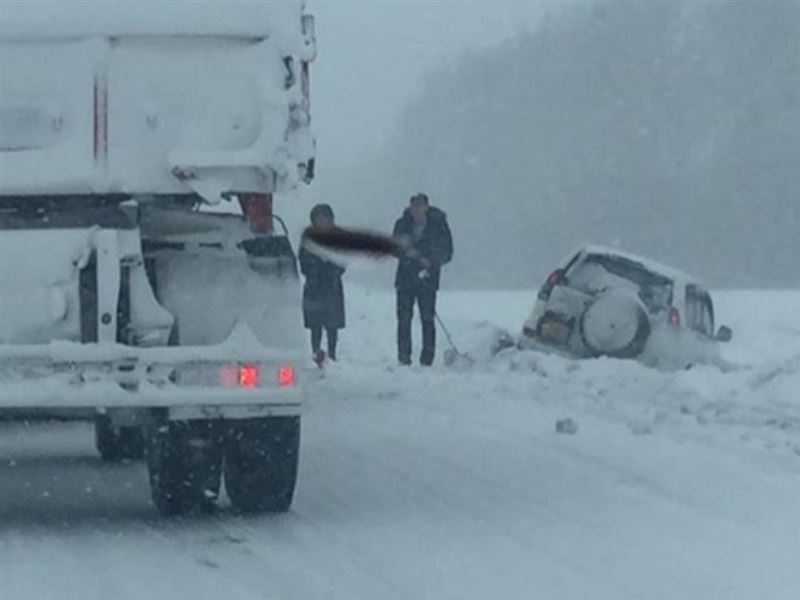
[0,0,316,515]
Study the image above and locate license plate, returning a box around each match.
[540,319,570,344]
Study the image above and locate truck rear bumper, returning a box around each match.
[0,342,305,416]
[0,379,301,413]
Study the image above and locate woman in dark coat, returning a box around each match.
[299,204,345,360]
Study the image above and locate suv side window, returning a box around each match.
[685,285,714,337]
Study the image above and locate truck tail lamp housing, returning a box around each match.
[219,363,295,388]
[278,364,295,387]
[237,193,273,234]
[218,364,261,388]
[238,364,260,389]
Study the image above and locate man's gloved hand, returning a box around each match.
[406,248,430,268]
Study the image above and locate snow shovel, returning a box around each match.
[435,312,474,367]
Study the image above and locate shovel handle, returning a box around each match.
[435,312,459,353]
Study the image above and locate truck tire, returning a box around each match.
[579,290,651,359]
[94,415,145,462]
[145,419,224,516]
[224,416,300,514]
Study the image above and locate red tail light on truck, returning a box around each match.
[219,363,294,388]
[238,364,260,389]
[278,364,296,387]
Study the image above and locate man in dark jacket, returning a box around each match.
[393,193,453,366]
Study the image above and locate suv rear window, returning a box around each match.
[566,254,674,312]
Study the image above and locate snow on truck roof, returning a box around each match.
[579,244,699,285]
[0,0,304,39]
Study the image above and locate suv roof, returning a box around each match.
[578,244,698,288]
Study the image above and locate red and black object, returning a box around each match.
[302,226,403,258]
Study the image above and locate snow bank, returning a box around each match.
[321,287,800,462]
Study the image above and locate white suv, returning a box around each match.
[519,245,732,368]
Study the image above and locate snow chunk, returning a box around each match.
[555,418,579,435]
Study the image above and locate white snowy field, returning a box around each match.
[1,286,798,600]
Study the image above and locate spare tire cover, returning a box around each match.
[579,289,651,358]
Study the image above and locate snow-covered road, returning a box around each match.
[1,287,798,600]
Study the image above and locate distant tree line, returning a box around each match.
[336,0,799,288]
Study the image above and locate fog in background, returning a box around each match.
[285,0,551,238]
[297,0,799,290]
[308,0,551,168]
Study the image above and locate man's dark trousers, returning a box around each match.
[397,286,437,366]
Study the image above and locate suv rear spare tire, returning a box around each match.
[579,290,651,359]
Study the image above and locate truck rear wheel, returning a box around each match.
[94,415,145,462]
[145,419,224,516]
[224,417,300,514]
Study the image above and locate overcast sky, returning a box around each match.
[307,1,552,169]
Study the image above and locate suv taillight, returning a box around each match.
[538,269,565,301]
[668,307,680,327]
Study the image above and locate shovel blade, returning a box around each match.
[444,348,474,368]
[444,348,458,366]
